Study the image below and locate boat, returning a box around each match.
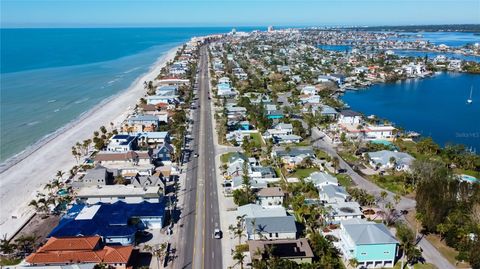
[467,86,473,104]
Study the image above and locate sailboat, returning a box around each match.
[467,86,473,104]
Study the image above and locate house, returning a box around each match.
[126,115,159,132]
[366,150,415,171]
[338,110,363,125]
[49,201,166,245]
[72,166,110,189]
[272,147,315,169]
[257,187,284,207]
[25,236,133,269]
[326,201,363,223]
[305,172,338,188]
[246,216,297,240]
[131,174,165,191]
[236,203,287,219]
[231,177,268,191]
[152,143,174,165]
[301,85,317,95]
[273,134,302,144]
[137,131,170,145]
[263,123,293,138]
[336,219,398,268]
[75,185,162,204]
[106,134,137,152]
[94,151,154,176]
[248,238,314,264]
[363,125,396,140]
[267,110,284,119]
[318,185,351,204]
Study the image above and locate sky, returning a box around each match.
[1,0,479,28]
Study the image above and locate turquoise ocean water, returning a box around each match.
[0,27,257,162]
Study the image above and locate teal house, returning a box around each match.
[338,219,398,268]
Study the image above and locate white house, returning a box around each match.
[256,187,284,207]
[75,185,162,204]
[338,110,363,125]
[326,201,363,223]
[106,135,137,152]
[366,150,415,171]
[246,216,297,240]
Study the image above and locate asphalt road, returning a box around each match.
[175,45,222,269]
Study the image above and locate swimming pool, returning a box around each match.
[459,174,478,184]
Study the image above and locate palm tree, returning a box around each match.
[143,243,167,268]
[14,234,37,258]
[232,248,246,269]
[1,234,17,257]
[114,175,127,185]
[348,258,359,268]
[331,157,340,174]
[229,215,246,245]
[55,170,65,181]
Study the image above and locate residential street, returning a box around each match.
[311,127,455,269]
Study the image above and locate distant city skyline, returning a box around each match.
[1,0,479,28]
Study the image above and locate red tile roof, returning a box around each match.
[26,237,133,265]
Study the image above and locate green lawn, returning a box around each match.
[294,138,311,147]
[220,152,235,163]
[338,151,358,164]
[454,168,480,178]
[250,133,263,147]
[369,174,410,195]
[336,174,354,188]
[290,168,320,179]
[315,149,331,160]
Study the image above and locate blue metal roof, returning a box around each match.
[49,200,166,238]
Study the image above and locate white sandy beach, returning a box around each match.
[0,45,180,239]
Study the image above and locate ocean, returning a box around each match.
[342,72,480,151]
[0,27,258,162]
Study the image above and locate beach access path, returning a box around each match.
[0,46,180,240]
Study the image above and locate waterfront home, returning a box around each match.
[25,236,133,269]
[49,201,166,245]
[106,134,138,152]
[335,219,398,268]
[155,85,178,95]
[256,187,284,207]
[314,104,338,119]
[75,184,162,204]
[338,110,363,125]
[94,151,155,176]
[139,103,158,113]
[146,94,178,105]
[326,201,363,223]
[72,165,110,189]
[366,150,415,171]
[363,125,396,140]
[246,215,297,240]
[126,114,159,132]
[305,171,338,188]
[318,185,351,204]
[137,131,170,145]
[248,238,314,264]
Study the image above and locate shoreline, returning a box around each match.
[0,44,180,240]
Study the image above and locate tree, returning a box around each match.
[396,222,422,268]
[14,235,37,258]
[0,234,16,257]
[233,248,246,269]
[331,157,340,174]
[55,170,65,181]
[229,215,246,245]
[143,243,167,268]
[100,126,107,134]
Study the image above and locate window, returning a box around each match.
[275,233,279,238]
[269,233,272,238]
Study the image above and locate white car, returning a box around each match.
[214,228,222,239]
